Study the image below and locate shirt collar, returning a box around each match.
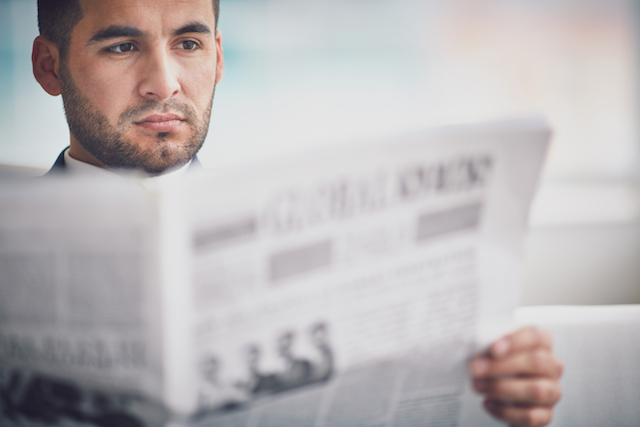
[63,148,194,182]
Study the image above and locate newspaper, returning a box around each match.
[0,118,549,427]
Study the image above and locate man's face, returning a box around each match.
[60,0,223,175]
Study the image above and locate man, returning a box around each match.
[34,0,223,176]
[31,0,563,425]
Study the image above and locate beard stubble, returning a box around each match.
[58,61,214,176]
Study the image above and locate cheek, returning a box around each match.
[180,61,217,110]
[85,74,135,119]
[69,56,136,121]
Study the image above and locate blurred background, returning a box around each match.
[1,0,639,306]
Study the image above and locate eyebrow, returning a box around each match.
[88,22,211,45]
[89,26,145,43]
[173,22,211,36]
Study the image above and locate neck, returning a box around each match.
[68,136,106,168]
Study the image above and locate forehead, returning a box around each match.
[76,0,216,36]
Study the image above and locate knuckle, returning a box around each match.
[540,327,552,342]
[529,350,546,373]
[529,326,552,348]
[528,325,542,337]
[544,382,559,404]
[522,325,538,342]
[546,383,559,404]
[540,409,553,426]
[523,409,538,426]
[524,408,551,427]
[528,325,543,337]
[554,385,563,404]
[529,382,545,402]
[515,407,554,427]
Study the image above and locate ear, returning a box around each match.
[32,35,62,96]
[214,29,225,85]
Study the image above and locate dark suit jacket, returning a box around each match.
[44,147,201,176]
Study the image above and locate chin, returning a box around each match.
[138,145,196,175]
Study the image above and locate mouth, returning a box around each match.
[134,114,185,132]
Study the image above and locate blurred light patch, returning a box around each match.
[1,0,639,184]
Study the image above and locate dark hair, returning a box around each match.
[37,0,83,59]
[37,0,220,59]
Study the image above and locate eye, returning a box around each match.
[107,43,136,53]
[179,40,201,51]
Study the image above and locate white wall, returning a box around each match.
[522,183,640,305]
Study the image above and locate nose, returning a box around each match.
[138,47,180,101]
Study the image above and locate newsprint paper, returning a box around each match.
[0,118,549,427]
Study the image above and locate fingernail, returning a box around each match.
[471,358,489,376]
[492,338,511,358]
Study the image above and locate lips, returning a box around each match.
[134,114,184,132]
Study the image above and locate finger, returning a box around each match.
[470,349,563,379]
[473,378,562,407]
[483,399,554,427]
[490,327,553,359]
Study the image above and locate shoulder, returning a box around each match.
[42,148,68,177]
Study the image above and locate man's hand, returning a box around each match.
[469,327,563,427]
